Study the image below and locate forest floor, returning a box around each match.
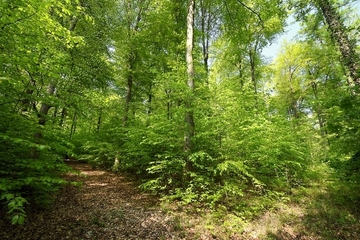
[1,161,360,239]
[0,161,182,239]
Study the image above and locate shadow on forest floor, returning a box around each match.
[247,181,360,240]
[0,161,182,240]
[1,161,360,239]
[145,179,360,239]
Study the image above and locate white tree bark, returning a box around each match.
[184,0,195,155]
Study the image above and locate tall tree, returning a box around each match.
[290,0,359,88]
[316,0,359,86]
[184,0,196,172]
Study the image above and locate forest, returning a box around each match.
[1,0,360,238]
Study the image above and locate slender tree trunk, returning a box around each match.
[236,53,244,87]
[32,83,56,158]
[166,90,172,120]
[116,1,145,169]
[288,65,300,120]
[37,17,78,127]
[249,41,259,108]
[52,106,58,123]
[38,83,56,126]
[200,0,210,76]
[184,0,196,173]
[123,62,133,126]
[145,83,152,126]
[97,110,102,131]
[69,111,77,139]
[311,81,327,136]
[249,50,257,95]
[122,0,144,126]
[59,107,67,126]
[147,83,152,115]
[19,75,36,113]
[317,0,359,86]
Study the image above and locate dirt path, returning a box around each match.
[0,161,181,240]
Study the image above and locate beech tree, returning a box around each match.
[184,0,196,170]
[2,0,359,228]
[290,0,359,87]
[316,0,359,86]
[0,0,114,223]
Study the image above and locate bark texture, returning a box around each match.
[184,0,196,174]
[123,55,134,126]
[317,0,359,85]
[184,0,195,155]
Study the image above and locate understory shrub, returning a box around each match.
[0,113,73,224]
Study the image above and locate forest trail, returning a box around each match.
[0,161,182,240]
[2,162,359,240]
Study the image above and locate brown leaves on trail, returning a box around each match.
[4,161,355,239]
[0,161,181,240]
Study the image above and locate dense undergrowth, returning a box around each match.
[1,1,360,237]
[156,162,360,239]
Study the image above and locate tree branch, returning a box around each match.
[235,0,263,23]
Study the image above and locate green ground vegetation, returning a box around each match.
[1,0,360,237]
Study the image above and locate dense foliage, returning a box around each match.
[1,0,359,226]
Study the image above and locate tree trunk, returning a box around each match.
[122,0,144,126]
[31,83,56,158]
[38,83,56,126]
[288,65,300,120]
[310,81,327,136]
[52,106,58,123]
[37,16,79,127]
[69,111,77,139]
[200,0,210,76]
[184,0,196,172]
[20,75,36,113]
[317,0,359,86]
[166,89,172,120]
[147,82,152,114]
[97,110,102,131]
[249,41,259,109]
[59,107,67,126]
[123,60,133,126]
